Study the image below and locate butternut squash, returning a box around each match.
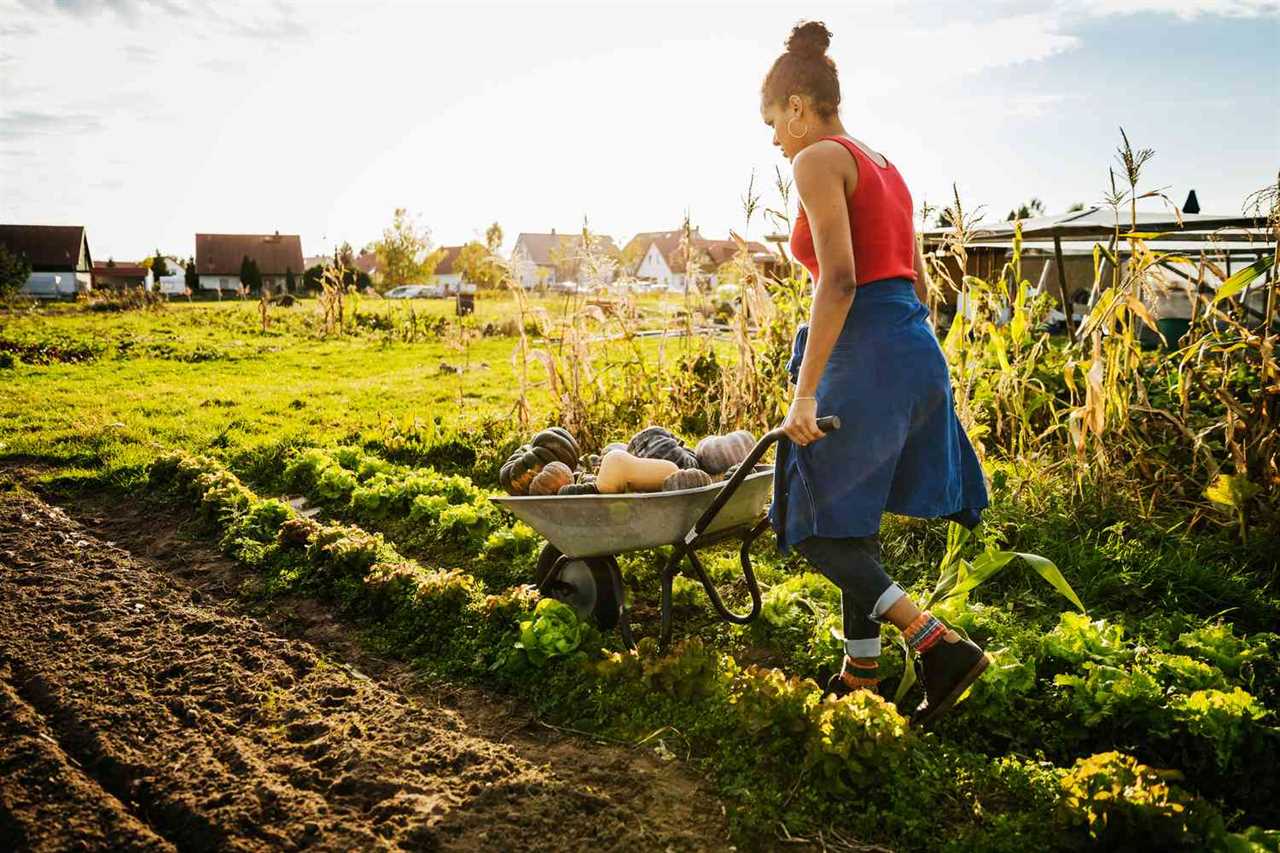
[596,450,678,494]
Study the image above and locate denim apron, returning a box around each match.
[769,278,988,552]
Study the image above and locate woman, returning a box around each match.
[762,21,990,727]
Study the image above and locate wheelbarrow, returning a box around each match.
[491,416,840,649]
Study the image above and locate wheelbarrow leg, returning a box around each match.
[658,546,684,651]
[605,557,636,650]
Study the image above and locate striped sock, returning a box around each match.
[837,657,880,690]
[904,612,947,654]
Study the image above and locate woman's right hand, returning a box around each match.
[783,396,825,446]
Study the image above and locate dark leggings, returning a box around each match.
[793,535,905,658]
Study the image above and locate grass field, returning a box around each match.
[3,293,1277,851]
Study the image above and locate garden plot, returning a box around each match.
[0,487,731,852]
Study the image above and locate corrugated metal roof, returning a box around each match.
[923,206,1271,243]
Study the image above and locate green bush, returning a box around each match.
[1058,751,1218,849]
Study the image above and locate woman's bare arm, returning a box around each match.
[784,141,858,446]
[912,235,930,305]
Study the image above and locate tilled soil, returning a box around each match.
[0,487,732,852]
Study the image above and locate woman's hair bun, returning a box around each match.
[786,20,832,58]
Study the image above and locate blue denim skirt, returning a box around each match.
[768,278,988,552]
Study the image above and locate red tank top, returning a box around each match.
[789,136,917,286]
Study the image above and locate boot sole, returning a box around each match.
[912,653,990,730]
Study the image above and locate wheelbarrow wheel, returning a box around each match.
[534,544,621,631]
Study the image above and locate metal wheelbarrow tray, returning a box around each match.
[490,416,839,650]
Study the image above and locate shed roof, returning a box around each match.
[92,261,150,277]
[195,233,304,276]
[0,224,89,271]
[922,206,1271,244]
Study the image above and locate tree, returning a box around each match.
[1006,197,1045,221]
[618,240,648,274]
[373,208,434,290]
[239,255,262,292]
[149,249,171,281]
[0,244,31,298]
[285,266,296,293]
[184,258,198,292]
[485,222,503,254]
[303,263,326,293]
[457,241,504,290]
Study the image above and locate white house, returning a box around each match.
[157,259,192,296]
[0,224,94,299]
[622,228,775,293]
[510,231,619,289]
[195,232,305,294]
[431,245,465,290]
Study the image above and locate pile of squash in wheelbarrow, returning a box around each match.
[498,425,759,498]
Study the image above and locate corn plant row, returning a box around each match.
[143,449,1276,850]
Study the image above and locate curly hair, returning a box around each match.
[761,20,840,119]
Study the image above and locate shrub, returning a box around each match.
[803,692,910,793]
[1042,612,1129,666]
[1171,688,1268,769]
[1058,751,1216,848]
[730,665,820,737]
[515,598,587,667]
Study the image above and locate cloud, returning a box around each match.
[18,0,303,38]
[1071,0,1279,17]
[215,1,306,40]
[0,110,103,140]
[125,43,160,62]
[19,0,193,20]
[0,21,37,36]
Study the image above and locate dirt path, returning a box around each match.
[0,487,733,852]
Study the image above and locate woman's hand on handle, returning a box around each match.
[783,397,826,446]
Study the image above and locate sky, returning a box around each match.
[1,0,1277,263]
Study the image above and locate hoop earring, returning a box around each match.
[787,118,807,139]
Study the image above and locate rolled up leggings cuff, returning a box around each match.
[844,637,882,658]
[869,583,906,622]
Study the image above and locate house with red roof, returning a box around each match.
[509,230,620,289]
[195,231,304,294]
[623,228,775,292]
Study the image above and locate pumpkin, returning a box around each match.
[529,461,573,496]
[662,468,714,492]
[579,453,602,474]
[558,481,600,496]
[602,442,628,456]
[596,450,678,494]
[499,428,581,495]
[695,430,756,475]
[627,426,699,469]
[531,427,580,466]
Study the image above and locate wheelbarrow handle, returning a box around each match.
[683,415,840,543]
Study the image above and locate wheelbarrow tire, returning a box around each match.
[534,544,621,631]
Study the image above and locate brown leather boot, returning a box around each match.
[912,633,989,728]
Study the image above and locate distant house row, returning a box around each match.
[2,222,780,299]
[0,225,313,299]
[511,228,775,291]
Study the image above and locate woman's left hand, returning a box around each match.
[783,397,825,446]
